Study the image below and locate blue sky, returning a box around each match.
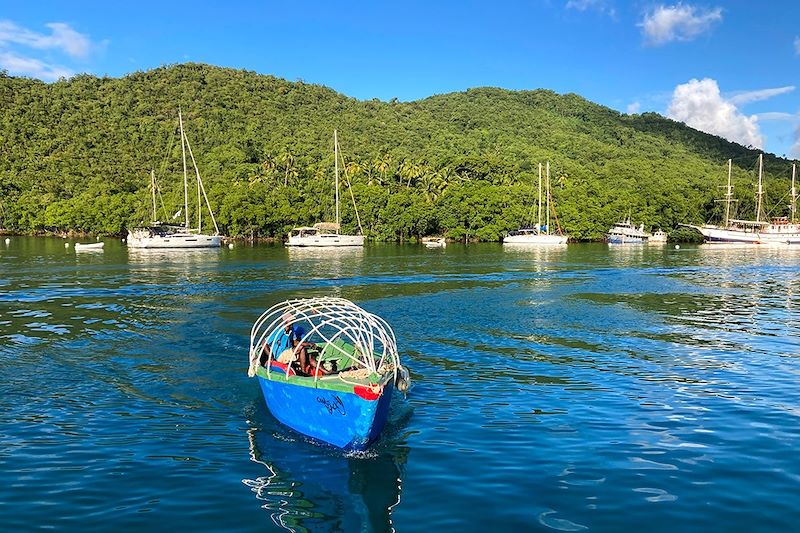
[1,0,799,158]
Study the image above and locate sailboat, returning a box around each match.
[504,161,569,245]
[684,155,800,245]
[287,130,365,247]
[127,110,221,249]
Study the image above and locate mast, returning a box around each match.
[197,158,201,231]
[178,108,189,229]
[545,161,551,235]
[537,163,542,232]
[792,163,797,224]
[150,169,157,222]
[724,159,733,227]
[183,123,220,235]
[755,153,764,222]
[334,129,340,226]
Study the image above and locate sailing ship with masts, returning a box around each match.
[685,155,800,245]
[287,130,365,247]
[127,110,221,249]
[503,161,569,245]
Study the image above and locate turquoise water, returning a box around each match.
[1,238,799,531]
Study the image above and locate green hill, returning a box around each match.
[0,63,794,240]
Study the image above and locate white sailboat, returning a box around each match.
[684,155,800,245]
[127,110,221,249]
[287,130,364,247]
[504,161,569,245]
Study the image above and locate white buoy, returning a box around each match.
[4,238,9,245]
[121,238,126,243]
[675,244,680,250]
[228,243,234,249]
[65,242,70,248]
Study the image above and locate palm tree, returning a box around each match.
[278,149,295,187]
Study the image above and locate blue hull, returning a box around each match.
[257,374,394,450]
[607,235,646,244]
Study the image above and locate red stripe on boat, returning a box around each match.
[354,385,382,400]
[269,361,296,375]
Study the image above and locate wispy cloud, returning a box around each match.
[754,112,797,122]
[0,51,72,80]
[0,20,91,58]
[626,101,641,114]
[639,4,723,46]
[565,0,615,16]
[729,86,795,105]
[667,78,763,149]
[0,20,99,81]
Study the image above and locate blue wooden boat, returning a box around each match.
[248,297,410,451]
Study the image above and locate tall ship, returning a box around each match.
[606,216,651,244]
[504,161,569,245]
[684,156,800,245]
[127,110,221,249]
[287,130,365,247]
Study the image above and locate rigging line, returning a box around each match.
[338,143,364,235]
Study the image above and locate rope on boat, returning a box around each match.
[248,297,400,386]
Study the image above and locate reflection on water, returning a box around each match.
[243,425,405,532]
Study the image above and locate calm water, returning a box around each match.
[1,237,799,531]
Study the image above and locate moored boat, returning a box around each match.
[74,242,105,251]
[287,130,365,248]
[606,217,651,244]
[504,161,569,245]
[247,297,410,450]
[648,230,668,244]
[684,157,800,245]
[127,109,221,249]
[422,236,446,248]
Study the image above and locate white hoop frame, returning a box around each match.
[248,297,400,385]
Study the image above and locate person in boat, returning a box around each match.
[260,313,323,376]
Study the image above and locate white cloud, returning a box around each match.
[0,20,101,81]
[565,0,615,15]
[0,51,72,80]
[753,112,796,122]
[640,4,723,46]
[627,101,641,114]
[667,78,763,149]
[0,20,91,59]
[729,86,795,105]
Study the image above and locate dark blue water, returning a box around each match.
[1,238,799,531]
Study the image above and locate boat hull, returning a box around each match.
[607,234,647,244]
[127,233,221,249]
[287,234,364,247]
[503,234,568,245]
[256,371,393,450]
[688,225,800,245]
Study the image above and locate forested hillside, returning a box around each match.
[0,63,795,241]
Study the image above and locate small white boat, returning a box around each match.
[648,230,668,244]
[74,242,105,250]
[422,237,446,248]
